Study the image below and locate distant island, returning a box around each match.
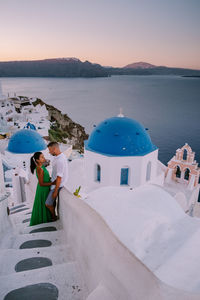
[0,58,200,78]
[182,75,200,78]
[123,62,156,69]
[107,61,200,76]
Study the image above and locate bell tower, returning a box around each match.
[165,143,200,189]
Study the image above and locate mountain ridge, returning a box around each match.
[123,62,156,69]
[0,58,108,78]
[0,58,199,77]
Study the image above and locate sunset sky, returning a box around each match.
[0,0,199,69]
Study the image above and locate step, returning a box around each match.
[8,206,32,227]
[0,244,74,277]
[4,282,59,300]
[9,210,63,234]
[9,204,26,211]
[21,220,63,234]
[0,229,67,249]
[0,262,87,300]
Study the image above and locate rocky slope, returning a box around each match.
[32,98,88,153]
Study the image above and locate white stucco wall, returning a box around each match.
[0,154,11,236]
[84,149,159,190]
[25,170,38,204]
[11,167,29,204]
[0,192,11,236]
[59,188,200,300]
[0,153,5,194]
[173,188,199,214]
[188,187,200,212]
[4,151,32,171]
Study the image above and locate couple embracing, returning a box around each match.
[29,142,68,226]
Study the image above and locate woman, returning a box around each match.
[30,151,54,226]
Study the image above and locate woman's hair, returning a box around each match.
[30,152,42,174]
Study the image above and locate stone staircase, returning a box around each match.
[0,203,87,300]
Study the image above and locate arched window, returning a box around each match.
[183,149,187,160]
[184,168,190,180]
[95,164,101,182]
[120,167,129,185]
[146,161,151,181]
[176,166,181,178]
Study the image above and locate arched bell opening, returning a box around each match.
[175,165,181,178]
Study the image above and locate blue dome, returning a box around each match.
[24,122,36,130]
[85,117,157,156]
[7,129,46,154]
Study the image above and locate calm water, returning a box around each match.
[1,76,200,164]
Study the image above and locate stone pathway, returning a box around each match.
[0,203,87,300]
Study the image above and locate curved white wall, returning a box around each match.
[59,188,200,300]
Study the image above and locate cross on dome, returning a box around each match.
[118,108,124,118]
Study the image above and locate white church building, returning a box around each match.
[65,114,199,218]
[84,116,165,192]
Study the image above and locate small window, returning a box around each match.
[95,164,101,182]
[183,149,187,160]
[184,168,190,180]
[120,168,129,185]
[146,161,151,181]
[176,166,181,178]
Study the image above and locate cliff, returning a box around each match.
[32,98,89,153]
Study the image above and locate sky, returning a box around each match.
[0,0,199,69]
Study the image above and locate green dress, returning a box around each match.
[30,166,52,226]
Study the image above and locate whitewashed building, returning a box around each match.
[84,116,164,191]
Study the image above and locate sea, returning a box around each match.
[1,75,200,165]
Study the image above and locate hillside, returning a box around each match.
[0,58,109,78]
[0,58,200,77]
[32,98,89,152]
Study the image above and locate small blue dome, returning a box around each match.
[7,129,46,154]
[85,117,157,156]
[24,122,36,130]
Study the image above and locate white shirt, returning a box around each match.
[51,153,68,189]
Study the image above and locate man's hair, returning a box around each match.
[47,141,59,148]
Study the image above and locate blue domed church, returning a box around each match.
[84,116,162,189]
[8,128,46,154]
[7,128,46,170]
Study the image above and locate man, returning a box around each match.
[45,142,68,220]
